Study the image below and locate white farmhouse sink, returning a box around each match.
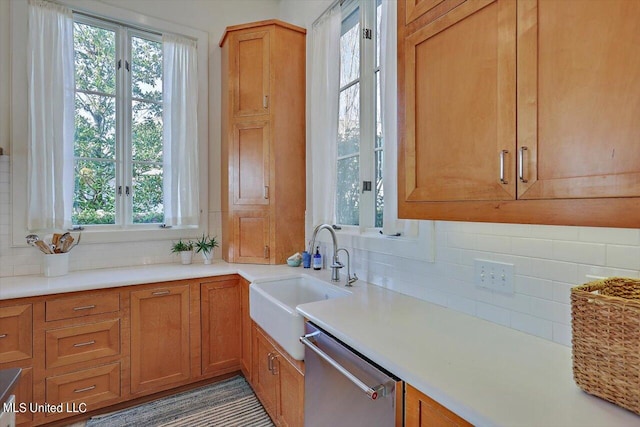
[250,275,351,360]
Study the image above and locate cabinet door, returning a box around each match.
[130,285,190,394]
[240,278,252,380]
[276,353,304,427]
[232,210,271,264]
[16,367,32,426]
[231,30,270,118]
[232,121,270,206]
[201,279,241,376]
[252,325,278,418]
[405,384,471,427]
[400,0,516,203]
[517,0,640,200]
[404,0,465,27]
[0,305,32,363]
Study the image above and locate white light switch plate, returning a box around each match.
[474,259,515,294]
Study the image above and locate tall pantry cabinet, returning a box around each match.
[220,20,306,264]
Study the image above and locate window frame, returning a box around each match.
[336,0,382,230]
[10,0,209,246]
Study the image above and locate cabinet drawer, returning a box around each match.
[46,293,120,322]
[0,304,32,363]
[45,363,120,413]
[46,320,120,369]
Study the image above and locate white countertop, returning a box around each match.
[296,276,640,427]
[1,263,637,426]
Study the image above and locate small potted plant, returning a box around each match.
[171,239,194,265]
[193,234,219,265]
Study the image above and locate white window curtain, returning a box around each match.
[27,0,75,231]
[310,5,341,227]
[163,35,200,226]
[381,0,418,237]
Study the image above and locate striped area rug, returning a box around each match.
[86,376,274,427]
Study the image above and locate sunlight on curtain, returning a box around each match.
[310,4,341,226]
[162,35,199,226]
[27,0,74,230]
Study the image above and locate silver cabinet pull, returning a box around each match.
[264,185,269,199]
[263,95,268,109]
[74,385,96,393]
[264,246,269,259]
[0,334,7,338]
[73,305,96,311]
[267,352,274,372]
[499,150,509,184]
[300,332,385,401]
[152,290,171,296]
[519,146,529,183]
[270,354,278,375]
[73,340,96,348]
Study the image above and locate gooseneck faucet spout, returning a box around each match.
[309,224,342,282]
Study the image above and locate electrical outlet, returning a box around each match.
[474,259,515,294]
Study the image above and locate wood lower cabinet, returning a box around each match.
[130,284,190,395]
[201,277,241,376]
[405,384,472,427]
[220,20,306,264]
[252,324,303,427]
[240,277,252,380]
[0,304,32,363]
[398,0,640,227]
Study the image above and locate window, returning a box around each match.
[73,16,163,226]
[336,0,383,228]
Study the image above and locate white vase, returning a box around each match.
[179,251,192,265]
[201,251,212,265]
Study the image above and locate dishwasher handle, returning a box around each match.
[300,332,386,400]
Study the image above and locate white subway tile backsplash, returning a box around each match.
[579,227,640,245]
[510,312,553,341]
[552,240,606,265]
[476,302,510,327]
[531,224,580,241]
[515,276,554,300]
[476,234,511,254]
[511,237,553,259]
[447,232,476,250]
[529,258,579,283]
[605,245,640,270]
[552,323,572,347]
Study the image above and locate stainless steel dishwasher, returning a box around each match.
[300,322,403,427]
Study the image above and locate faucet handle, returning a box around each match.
[347,273,358,286]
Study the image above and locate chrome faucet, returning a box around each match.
[309,224,342,281]
[337,248,358,287]
[308,224,358,286]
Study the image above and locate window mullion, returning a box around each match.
[123,29,134,226]
[358,0,376,229]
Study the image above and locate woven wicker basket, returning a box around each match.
[571,277,640,414]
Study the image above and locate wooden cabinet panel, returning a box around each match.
[232,30,270,118]
[45,363,120,413]
[252,325,278,417]
[277,353,304,427]
[251,324,304,427]
[201,279,241,376]
[232,210,270,264]
[45,293,119,322]
[405,384,472,427]
[517,0,640,200]
[0,305,32,363]
[402,0,515,202]
[130,285,190,394]
[240,278,252,380]
[233,121,270,205]
[45,319,120,369]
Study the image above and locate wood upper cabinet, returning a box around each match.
[402,0,516,203]
[405,384,472,427]
[517,0,640,200]
[231,29,270,118]
[398,0,640,227]
[232,121,270,206]
[201,277,241,376]
[220,20,306,264]
[130,284,190,394]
